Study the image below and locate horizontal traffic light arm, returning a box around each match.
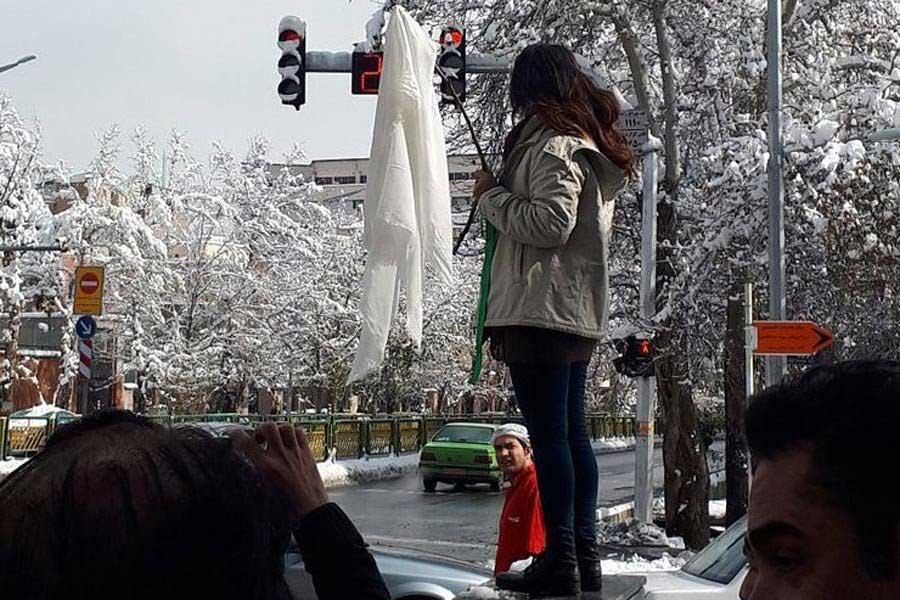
[305,50,509,73]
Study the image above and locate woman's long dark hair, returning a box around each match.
[510,44,634,174]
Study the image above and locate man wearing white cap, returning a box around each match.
[492,423,546,576]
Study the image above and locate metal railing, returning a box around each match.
[5,416,53,457]
[1,412,655,461]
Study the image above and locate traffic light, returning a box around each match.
[277,16,307,110]
[613,336,656,378]
[437,27,466,103]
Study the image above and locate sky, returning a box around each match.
[0,0,385,172]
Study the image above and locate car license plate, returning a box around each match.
[443,469,467,477]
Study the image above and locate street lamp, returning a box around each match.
[0,55,37,74]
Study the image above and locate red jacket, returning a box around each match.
[494,462,546,575]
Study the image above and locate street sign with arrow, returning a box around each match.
[75,315,97,340]
[752,320,834,356]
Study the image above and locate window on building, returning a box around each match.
[335,176,357,184]
[315,177,334,185]
[360,175,368,184]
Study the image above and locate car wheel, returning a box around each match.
[397,596,439,600]
[490,480,501,492]
[423,478,437,493]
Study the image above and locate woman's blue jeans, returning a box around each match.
[508,361,598,552]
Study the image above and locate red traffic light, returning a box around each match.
[441,28,464,48]
[638,340,653,357]
[278,29,303,51]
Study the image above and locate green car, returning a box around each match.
[419,422,501,493]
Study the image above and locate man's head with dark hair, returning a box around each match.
[741,360,900,600]
[0,410,293,600]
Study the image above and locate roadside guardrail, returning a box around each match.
[2,412,657,461]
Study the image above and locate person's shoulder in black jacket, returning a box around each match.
[0,411,390,600]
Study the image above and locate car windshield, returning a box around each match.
[681,515,748,584]
[432,425,494,444]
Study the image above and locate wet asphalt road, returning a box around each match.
[330,446,669,566]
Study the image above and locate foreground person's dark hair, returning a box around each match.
[746,360,900,580]
[0,410,292,600]
[510,43,634,174]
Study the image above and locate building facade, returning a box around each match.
[266,154,481,233]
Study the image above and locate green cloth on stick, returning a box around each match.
[469,220,498,384]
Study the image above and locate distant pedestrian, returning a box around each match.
[473,43,633,596]
[741,360,900,600]
[492,424,545,575]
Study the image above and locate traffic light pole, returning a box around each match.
[766,0,787,386]
[305,51,510,74]
[634,149,659,523]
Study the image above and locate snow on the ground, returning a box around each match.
[456,586,500,600]
[12,403,73,417]
[598,517,686,550]
[604,551,690,573]
[317,452,419,488]
[591,436,636,452]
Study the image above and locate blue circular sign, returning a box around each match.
[75,315,97,340]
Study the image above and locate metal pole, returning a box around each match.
[0,55,36,74]
[81,378,89,415]
[0,245,66,253]
[766,0,786,386]
[306,51,510,73]
[744,281,755,401]
[744,280,755,490]
[634,150,658,523]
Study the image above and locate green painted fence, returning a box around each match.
[1,412,658,461]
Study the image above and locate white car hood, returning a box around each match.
[638,569,737,598]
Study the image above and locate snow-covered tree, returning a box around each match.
[0,95,60,396]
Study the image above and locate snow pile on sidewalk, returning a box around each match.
[591,436,636,452]
[652,496,730,520]
[598,517,686,550]
[604,551,690,573]
[14,403,73,417]
[317,452,419,488]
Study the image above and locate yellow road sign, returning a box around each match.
[74,266,105,315]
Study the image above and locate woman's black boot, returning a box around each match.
[495,541,580,597]
[576,538,602,593]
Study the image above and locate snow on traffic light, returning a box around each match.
[277,16,307,109]
[437,27,466,104]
